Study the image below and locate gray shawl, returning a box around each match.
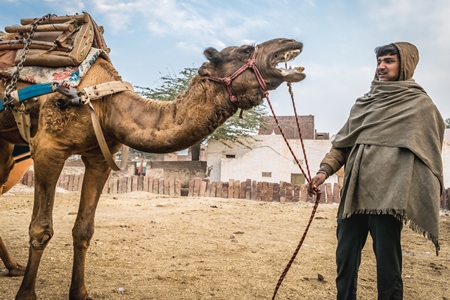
[333,79,444,188]
[332,79,445,252]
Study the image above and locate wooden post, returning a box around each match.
[188,179,194,197]
[240,181,246,199]
[205,180,211,197]
[279,181,286,203]
[71,174,78,191]
[168,178,175,196]
[233,180,240,199]
[209,182,216,197]
[251,180,257,200]
[216,181,223,198]
[5,23,77,33]
[110,179,117,194]
[191,178,200,196]
[245,179,252,200]
[158,178,164,195]
[138,176,144,191]
[286,182,293,202]
[325,183,333,203]
[127,177,132,193]
[222,182,229,198]
[333,183,341,203]
[293,184,300,202]
[199,179,207,197]
[20,14,89,25]
[256,181,262,201]
[319,184,326,203]
[267,182,274,201]
[273,182,280,202]
[228,179,234,199]
[77,174,83,192]
[148,176,154,193]
[143,176,149,192]
[262,182,269,201]
[300,184,307,202]
[117,176,123,193]
[119,177,126,193]
[175,179,181,197]
[152,178,159,194]
[131,175,137,192]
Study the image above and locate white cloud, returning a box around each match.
[83,0,270,50]
[42,0,85,15]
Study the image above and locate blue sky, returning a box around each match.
[1,0,449,134]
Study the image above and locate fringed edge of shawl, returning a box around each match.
[406,219,440,256]
[342,209,440,256]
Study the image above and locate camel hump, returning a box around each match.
[0,12,109,68]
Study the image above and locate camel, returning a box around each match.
[0,37,305,299]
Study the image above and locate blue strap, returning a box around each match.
[1,83,56,111]
[18,83,55,101]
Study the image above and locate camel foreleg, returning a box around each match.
[69,155,111,300]
[15,145,66,300]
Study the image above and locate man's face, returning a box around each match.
[376,54,400,81]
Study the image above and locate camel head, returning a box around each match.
[199,38,305,110]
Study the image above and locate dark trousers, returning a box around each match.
[336,214,403,300]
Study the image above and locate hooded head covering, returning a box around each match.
[393,42,419,80]
[375,42,419,81]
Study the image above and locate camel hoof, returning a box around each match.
[7,263,26,277]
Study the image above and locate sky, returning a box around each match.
[1,0,449,135]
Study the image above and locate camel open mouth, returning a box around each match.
[275,49,305,83]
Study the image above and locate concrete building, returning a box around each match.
[206,134,341,186]
[206,122,450,189]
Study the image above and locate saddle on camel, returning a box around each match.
[0,11,119,278]
[0,12,306,299]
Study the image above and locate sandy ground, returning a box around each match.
[1,185,449,300]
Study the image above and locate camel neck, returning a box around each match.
[103,78,237,153]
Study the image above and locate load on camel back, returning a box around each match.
[0,12,306,299]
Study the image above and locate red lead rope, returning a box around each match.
[267,82,322,300]
[207,48,321,298]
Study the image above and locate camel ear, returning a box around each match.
[204,47,222,65]
[198,62,213,76]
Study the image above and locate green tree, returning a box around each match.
[135,67,267,160]
[445,117,450,128]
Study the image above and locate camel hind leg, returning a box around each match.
[69,154,111,300]
[0,237,26,276]
[0,141,26,276]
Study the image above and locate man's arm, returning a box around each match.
[307,146,349,196]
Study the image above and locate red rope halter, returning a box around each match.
[207,47,268,103]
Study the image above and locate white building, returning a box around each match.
[207,128,450,189]
[206,134,340,186]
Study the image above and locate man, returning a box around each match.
[308,42,445,300]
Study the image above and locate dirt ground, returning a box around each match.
[1,185,449,300]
